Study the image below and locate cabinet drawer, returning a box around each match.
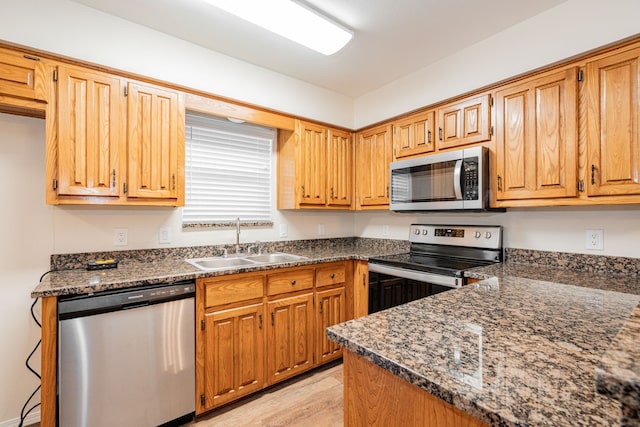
[0,48,47,101]
[316,264,346,287]
[267,269,314,296]
[204,275,264,308]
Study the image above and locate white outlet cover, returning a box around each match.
[279,223,288,238]
[113,228,128,246]
[382,225,389,236]
[318,224,325,236]
[585,229,604,250]
[159,228,171,244]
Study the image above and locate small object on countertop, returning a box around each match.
[86,259,119,270]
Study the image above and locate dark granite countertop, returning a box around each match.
[31,238,408,298]
[328,262,640,426]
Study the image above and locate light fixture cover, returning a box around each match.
[204,0,353,55]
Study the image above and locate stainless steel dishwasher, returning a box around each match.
[58,280,196,427]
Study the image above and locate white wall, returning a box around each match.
[354,0,640,127]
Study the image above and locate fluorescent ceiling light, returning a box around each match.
[204,0,353,55]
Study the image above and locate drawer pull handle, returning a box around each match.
[291,280,296,285]
[271,311,274,326]
[330,273,335,279]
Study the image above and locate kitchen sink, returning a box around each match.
[186,253,307,271]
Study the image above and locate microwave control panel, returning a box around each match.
[463,158,479,200]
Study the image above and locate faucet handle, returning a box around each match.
[256,240,263,255]
[221,248,228,258]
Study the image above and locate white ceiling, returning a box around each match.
[69,0,566,98]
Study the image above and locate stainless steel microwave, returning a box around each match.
[390,146,491,212]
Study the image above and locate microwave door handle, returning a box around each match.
[453,159,463,200]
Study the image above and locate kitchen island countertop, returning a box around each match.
[328,262,640,426]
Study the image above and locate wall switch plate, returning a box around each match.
[585,229,604,250]
[318,224,325,236]
[159,228,171,244]
[382,225,389,236]
[279,223,288,238]
[113,228,128,246]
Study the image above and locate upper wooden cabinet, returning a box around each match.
[437,93,492,150]
[0,47,47,102]
[277,120,354,210]
[126,81,184,201]
[586,46,640,197]
[495,67,579,201]
[48,64,185,206]
[392,110,435,160]
[355,124,393,209]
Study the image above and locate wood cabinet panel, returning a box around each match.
[267,268,314,296]
[355,124,392,209]
[56,65,125,198]
[586,47,640,196]
[316,287,345,364]
[299,121,326,205]
[393,110,435,159]
[267,293,314,385]
[204,274,264,308]
[495,67,578,200]
[0,47,47,101]
[327,128,353,207]
[353,261,369,319]
[437,94,492,150]
[204,303,265,410]
[127,81,184,202]
[316,263,346,287]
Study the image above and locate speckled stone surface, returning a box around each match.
[34,238,409,298]
[328,269,640,426]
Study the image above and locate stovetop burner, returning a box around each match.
[368,252,497,277]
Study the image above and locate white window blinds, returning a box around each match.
[183,113,275,225]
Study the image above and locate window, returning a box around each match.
[183,113,275,225]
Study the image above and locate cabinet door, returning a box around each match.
[56,65,125,198]
[393,110,435,160]
[437,94,491,149]
[127,81,184,202]
[204,303,265,410]
[316,287,345,364]
[353,261,369,319]
[0,47,47,101]
[327,128,353,207]
[355,124,392,209]
[298,121,326,205]
[267,293,314,385]
[586,47,640,196]
[495,67,578,200]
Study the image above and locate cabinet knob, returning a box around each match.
[291,280,296,285]
[330,273,335,279]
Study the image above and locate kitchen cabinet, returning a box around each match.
[392,110,435,160]
[315,287,345,364]
[48,64,185,205]
[199,274,265,412]
[437,93,492,150]
[495,67,579,201]
[0,47,48,107]
[586,46,640,197]
[355,123,393,209]
[352,260,369,319]
[266,292,315,385]
[277,120,354,209]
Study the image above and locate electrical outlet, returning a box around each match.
[279,223,288,238]
[585,229,604,250]
[113,228,128,246]
[159,228,171,244]
[318,224,325,236]
[382,225,389,236]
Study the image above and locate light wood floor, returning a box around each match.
[186,361,344,427]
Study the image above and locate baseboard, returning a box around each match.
[0,410,40,427]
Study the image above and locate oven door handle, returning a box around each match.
[453,159,463,200]
[368,263,462,288]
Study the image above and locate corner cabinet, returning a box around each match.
[494,67,579,201]
[47,64,185,206]
[355,124,393,209]
[277,120,354,210]
[586,46,640,197]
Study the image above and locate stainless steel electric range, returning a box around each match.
[367,224,503,314]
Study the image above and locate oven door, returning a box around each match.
[367,263,464,314]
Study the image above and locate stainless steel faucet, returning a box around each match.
[235,217,241,254]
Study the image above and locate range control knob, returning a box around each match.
[485,232,492,239]
[422,229,428,235]
[474,231,481,238]
[414,229,421,235]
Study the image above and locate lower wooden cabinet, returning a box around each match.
[267,293,315,385]
[196,261,355,415]
[203,303,265,410]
